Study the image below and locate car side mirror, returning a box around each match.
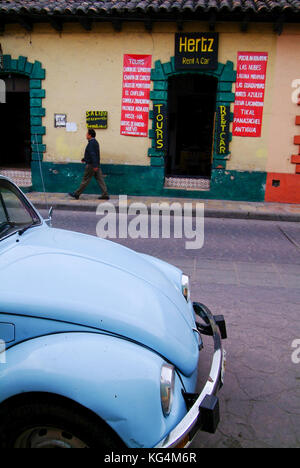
[45,206,53,227]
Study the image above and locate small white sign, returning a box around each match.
[54,113,66,127]
[66,122,77,132]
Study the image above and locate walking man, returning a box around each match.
[69,129,109,200]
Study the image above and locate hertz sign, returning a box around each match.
[175,33,219,70]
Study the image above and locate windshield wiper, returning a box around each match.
[18,222,36,236]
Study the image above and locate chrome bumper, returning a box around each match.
[154,302,227,449]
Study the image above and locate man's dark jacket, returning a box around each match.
[83,138,100,168]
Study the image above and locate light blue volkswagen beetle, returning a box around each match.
[0,175,226,449]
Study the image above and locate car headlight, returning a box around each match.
[181,274,190,302]
[160,364,175,416]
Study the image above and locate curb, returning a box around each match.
[30,200,300,222]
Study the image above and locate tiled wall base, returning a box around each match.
[31,161,267,201]
[164,177,210,191]
[0,168,32,187]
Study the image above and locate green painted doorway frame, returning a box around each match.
[0,55,46,169]
[148,57,236,173]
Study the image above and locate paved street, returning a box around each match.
[42,208,300,448]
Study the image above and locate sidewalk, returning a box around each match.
[26,191,300,222]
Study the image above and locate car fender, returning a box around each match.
[0,332,187,448]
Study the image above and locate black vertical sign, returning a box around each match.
[153,103,167,151]
[216,105,230,155]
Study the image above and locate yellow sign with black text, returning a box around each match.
[86,111,108,129]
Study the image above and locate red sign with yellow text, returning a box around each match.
[120,54,152,137]
[232,52,268,137]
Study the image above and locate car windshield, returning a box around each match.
[0,178,41,240]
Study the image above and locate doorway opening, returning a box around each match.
[0,74,31,169]
[166,74,217,189]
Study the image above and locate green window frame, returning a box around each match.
[149,57,236,171]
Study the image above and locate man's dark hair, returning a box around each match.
[88,128,96,138]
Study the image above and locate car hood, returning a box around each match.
[0,226,199,376]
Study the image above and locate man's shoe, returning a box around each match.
[69,192,79,200]
[98,194,110,200]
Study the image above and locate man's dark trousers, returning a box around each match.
[74,164,108,197]
[74,137,109,198]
